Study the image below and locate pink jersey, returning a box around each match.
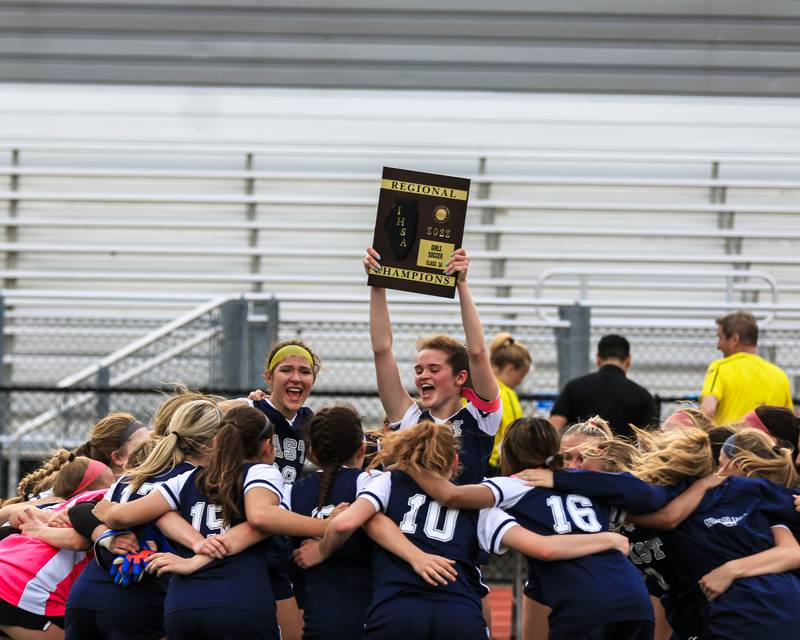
[0,489,107,616]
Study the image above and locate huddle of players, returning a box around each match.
[0,247,798,640]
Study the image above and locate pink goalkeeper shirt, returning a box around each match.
[0,489,107,616]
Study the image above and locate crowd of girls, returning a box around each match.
[0,246,799,640]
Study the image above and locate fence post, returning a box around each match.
[249,298,280,388]
[555,304,591,390]
[0,292,7,429]
[96,366,110,418]
[220,297,249,391]
[511,552,524,639]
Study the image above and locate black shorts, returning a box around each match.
[0,596,64,631]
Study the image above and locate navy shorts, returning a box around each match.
[550,619,654,640]
[165,608,279,640]
[363,595,487,640]
[65,608,163,640]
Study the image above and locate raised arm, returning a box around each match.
[699,526,800,601]
[403,468,495,509]
[448,249,498,402]
[363,512,457,586]
[628,474,724,530]
[365,248,414,422]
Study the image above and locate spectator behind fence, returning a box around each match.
[487,332,532,475]
[550,334,656,439]
[700,311,794,425]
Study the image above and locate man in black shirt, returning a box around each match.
[550,334,656,439]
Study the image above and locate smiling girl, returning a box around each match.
[363,247,501,486]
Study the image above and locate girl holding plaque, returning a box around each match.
[363,246,502,485]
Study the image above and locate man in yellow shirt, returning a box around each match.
[701,311,794,424]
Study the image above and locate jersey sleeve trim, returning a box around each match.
[244,478,283,500]
[357,491,385,513]
[482,479,504,506]
[157,483,180,510]
[490,518,518,555]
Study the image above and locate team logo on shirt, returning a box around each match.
[450,419,463,437]
[703,512,748,528]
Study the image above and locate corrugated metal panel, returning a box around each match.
[0,1,799,95]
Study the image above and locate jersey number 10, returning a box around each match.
[398,494,459,542]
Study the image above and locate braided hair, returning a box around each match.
[307,406,365,511]
[16,449,74,500]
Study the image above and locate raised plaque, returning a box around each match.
[368,167,470,299]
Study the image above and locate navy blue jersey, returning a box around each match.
[482,476,654,635]
[666,477,800,640]
[251,399,313,484]
[358,471,515,614]
[157,463,284,618]
[394,402,501,486]
[285,468,375,640]
[551,469,800,640]
[66,461,195,617]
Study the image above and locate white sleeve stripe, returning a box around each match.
[357,491,384,512]
[490,518,518,554]
[160,483,179,510]
[244,479,282,498]
[771,524,790,531]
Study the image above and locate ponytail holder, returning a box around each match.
[545,456,555,465]
[461,388,501,413]
[268,345,314,371]
[70,460,110,498]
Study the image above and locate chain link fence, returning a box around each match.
[2,298,800,583]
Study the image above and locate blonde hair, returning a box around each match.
[489,332,532,372]
[368,421,458,477]
[72,413,142,467]
[663,408,713,432]
[563,416,614,441]
[125,399,221,492]
[633,427,714,486]
[152,386,223,438]
[582,440,642,473]
[725,428,799,489]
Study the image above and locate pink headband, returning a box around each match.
[742,410,775,440]
[70,460,108,498]
[665,410,696,429]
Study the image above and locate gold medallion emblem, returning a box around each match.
[433,205,450,224]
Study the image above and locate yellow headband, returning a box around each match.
[269,345,315,372]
